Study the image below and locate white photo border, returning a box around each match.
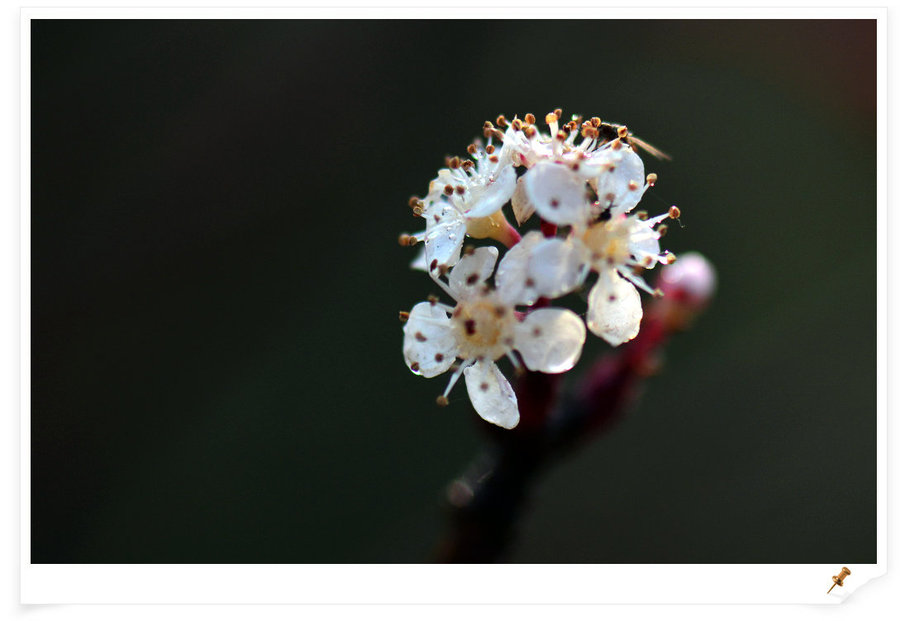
[18,4,888,605]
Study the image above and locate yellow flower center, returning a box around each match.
[581,218,632,268]
[451,296,516,361]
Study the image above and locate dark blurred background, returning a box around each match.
[31,19,876,563]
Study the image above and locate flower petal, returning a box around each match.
[423,202,466,269]
[448,246,498,300]
[409,246,428,272]
[463,360,519,429]
[594,147,645,216]
[586,270,643,346]
[463,165,517,219]
[403,302,458,377]
[528,237,589,299]
[514,308,586,373]
[495,231,543,306]
[511,175,535,225]
[523,161,592,226]
[627,216,665,267]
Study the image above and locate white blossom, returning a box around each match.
[402,247,585,429]
[408,137,517,272]
[508,210,677,346]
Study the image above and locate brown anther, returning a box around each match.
[657,224,669,237]
[490,129,505,141]
[511,118,523,131]
[556,131,567,141]
[611,138,622,150]
[524,126,537,138]
[408,196,422,208]
[524,113,536,125]
[566,120,578,132]
[636,210,648,220]
[668,205,681,219]
[427,294,439,305]
[414,332,427,342]
[398,311,410,322]
[410,362,420,372]
[467,143,477,155]
[455,185,466,195]
[461,160,474,171]
[443,184,454,196]
[485,144,495,154]
[398,233,410,246]
[489,155,499,163]
[590,116,601,127]
[436,395,449,407]
[617,125,629,138]
[449,156,460,168]
[463,245,475,256]
[666,253,677,264]
[646,173,658,186]
[545,112,558,125]
[553,108,562,118]
[483,121,494,130]
[496,115,508,128]
[628,180,639,191]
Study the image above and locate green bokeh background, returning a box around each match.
[31,19,876,563]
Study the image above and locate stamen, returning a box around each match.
[441,359,475,399]
[646,173,658,186]
[399,311,410,322]
[546,111,559,137]
[668,205,681,219]
[524,113,536,125]
[496,114,508,128]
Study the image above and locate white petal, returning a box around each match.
[528,237,589,299]
[402,302,458,377]
[463,360,519,429]
[511,175,535,225]
[594,147,645,216]
[495,231,543,306]
[464,165,517,219]
[423,202,466,269]
[628,219,662,265]
[448,246,498,300]
[409,246,428,272]
[514,308,586,373]
[523,161,591,226]
[586,270,643,346]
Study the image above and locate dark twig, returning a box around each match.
[434,256,715,562]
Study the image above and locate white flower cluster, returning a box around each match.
[401,111,678,429]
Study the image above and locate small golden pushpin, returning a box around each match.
[827,567,851,594]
